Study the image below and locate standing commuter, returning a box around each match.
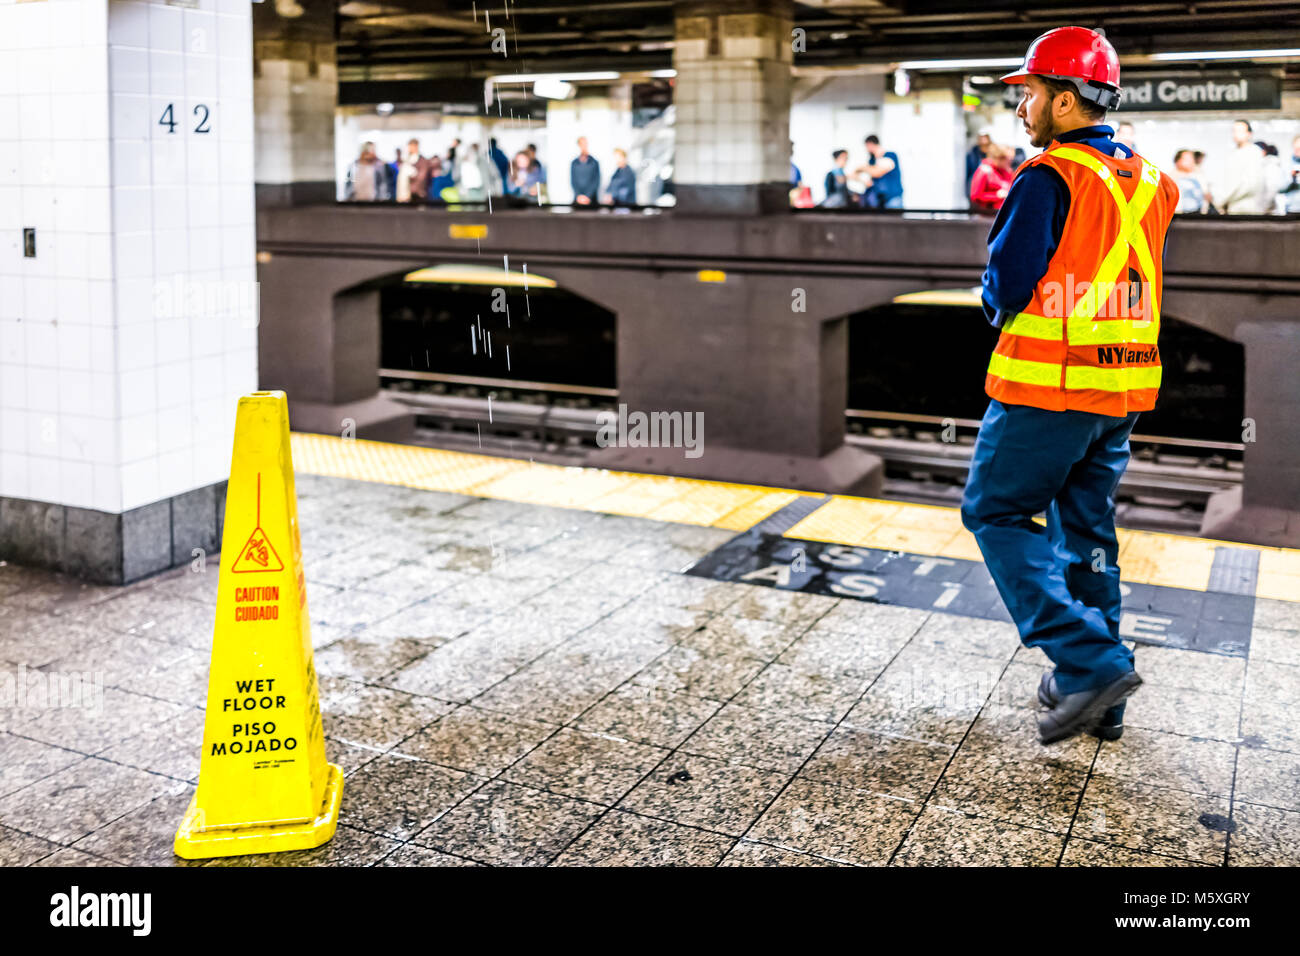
[856,135,903,208]
[961,26,1179,744]
[525,143,546,184]
[388,148,402,197]
[488,138,510,186]
[456,143,488,201]
[823,149,852,207]
[399,138,433,202]
[508,150,542,198]
[1219,120,1268,214]
[1173,148,1211,214]
[1283,135,1300,213]
[969,143,1015,211]
[605,148,637,205]
[344,141,389,201]
[966,128,993,194]
[571,136,601,205]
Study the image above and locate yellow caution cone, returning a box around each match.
[174,391,343,859]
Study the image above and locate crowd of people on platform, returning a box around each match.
[959,119,1299,215]
[1163,121,1300,215]
[347,120,1298,215]
[344,135,641,206]
[344,138,481,202]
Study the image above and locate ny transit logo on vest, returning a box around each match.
[1095,345,1158,365]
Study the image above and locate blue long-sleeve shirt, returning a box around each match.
[981,125,1132,328]
[571,155,601,201]
[607,165,636,204]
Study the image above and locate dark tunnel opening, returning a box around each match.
[847,304,1245,447]
[379,272,617,391]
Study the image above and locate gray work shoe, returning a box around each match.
[1037,670,1142,745]
[1038,672,1125,741]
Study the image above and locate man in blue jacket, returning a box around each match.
[571,137,600,205]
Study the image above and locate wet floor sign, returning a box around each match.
[174,391,343,859]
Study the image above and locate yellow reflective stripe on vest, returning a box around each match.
[1051,147,1162,328]
[987,352,1061,388]
[1066,316,1160,346]
[1064,364,1162,392]
[1001,312,1062,340]
[1001,312,1160,346]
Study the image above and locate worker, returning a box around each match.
[960,26,1179,745]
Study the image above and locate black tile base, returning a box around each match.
[0,481,228,586]
[673,183,792,216]
[254,180,336,207]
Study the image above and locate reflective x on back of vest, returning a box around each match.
[985,142,1178,416]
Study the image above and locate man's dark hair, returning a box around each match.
[1236,119,1252,133]
[1040,76,1107,121]
[832,149,848,160]
[1174,149,1192,164]
[864,135,880,145]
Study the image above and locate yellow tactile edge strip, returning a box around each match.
[289,432,816,532]
[784,494,1300,602]
[290,432,1300,603]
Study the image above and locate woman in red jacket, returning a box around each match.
[970,144,1015,211]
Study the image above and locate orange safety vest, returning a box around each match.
[984,141,1180,416]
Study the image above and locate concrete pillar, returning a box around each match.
[256,256,415,444]
[582,269,883,496]
[673,0,793,215]
[0,0,256,584]
[1202,322,1300,547]
[252,1,335,206]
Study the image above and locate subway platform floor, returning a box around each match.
[1,438,1299,867]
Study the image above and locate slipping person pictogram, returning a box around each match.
[960,26,1180,745]
[231,474,285,574]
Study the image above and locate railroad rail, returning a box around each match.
[379,370,1240,533]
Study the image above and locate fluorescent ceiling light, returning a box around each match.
[488,71,620,84]
[648,69,677,78]
[897,57,1022,69]
[533,78,575,100]
[1151,48,1300,60]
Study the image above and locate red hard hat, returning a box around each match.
[1001,26,1122,109]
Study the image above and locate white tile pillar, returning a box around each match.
[0,0,257,584]
[253,45,336,205]
[673,0,793,214]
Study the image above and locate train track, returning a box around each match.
[380,371,1241,534]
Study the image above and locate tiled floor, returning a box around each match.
[1,472,1298,867]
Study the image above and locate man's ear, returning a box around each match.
[1051,89,1069,120]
